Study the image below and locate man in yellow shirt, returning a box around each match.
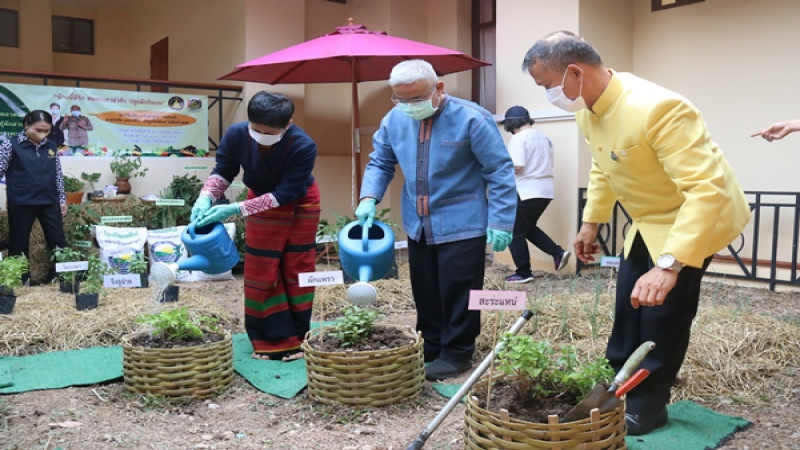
[522,31,751,435]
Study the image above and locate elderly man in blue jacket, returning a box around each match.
[356,59,517,380]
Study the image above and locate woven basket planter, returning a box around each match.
[464,375,627,449]
[122,330,234,399]
[301,324,424,406]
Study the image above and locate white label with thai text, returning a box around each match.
[298,270,344,287]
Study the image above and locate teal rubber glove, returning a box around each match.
[355,198,377,229]
[190,196,212,222]
[196,203,240,228]
[486,228,513,252]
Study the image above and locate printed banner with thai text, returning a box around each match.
[0,83,208,157]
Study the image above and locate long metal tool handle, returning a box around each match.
[406,309,534,450]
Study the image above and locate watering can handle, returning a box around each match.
[361,222,370,253]
[188,221,197,240]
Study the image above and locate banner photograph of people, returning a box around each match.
[0,83,208,157]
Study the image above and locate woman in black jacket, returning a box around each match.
[0,110,68,283]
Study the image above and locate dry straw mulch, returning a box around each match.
[0,284,239,357]
[2,258,798,408]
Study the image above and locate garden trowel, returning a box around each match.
[562,341,655,422]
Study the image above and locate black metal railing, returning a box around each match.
[577,188,800,291]
[0,69,243,150]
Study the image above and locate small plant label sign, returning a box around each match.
[155,199,186,207]
[600,256,621,268]
[101,215,133,224]
[298,270,344,287]
[72,240,93,248]
[56,261,89,272]
[468,290,526,310]
[103,274,142,288]
[394,240,408,249]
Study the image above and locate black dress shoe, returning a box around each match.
[424,358,472,380]
[423,351,439,363]
[625,408,668,435]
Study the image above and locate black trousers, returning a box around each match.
[7,204,68,282]
[508,196,564,277]
[408,233,485,364]
[607,232,711,415]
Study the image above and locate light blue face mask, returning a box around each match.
[396,99,438,121]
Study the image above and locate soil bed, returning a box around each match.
[471,379,579,424]
[129,331,226,349]
[307,325,413,353]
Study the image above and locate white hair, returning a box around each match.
[389,59,438,87]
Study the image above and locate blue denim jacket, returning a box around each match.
[361,96,516,245]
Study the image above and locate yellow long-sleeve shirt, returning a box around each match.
[577,71,750,268]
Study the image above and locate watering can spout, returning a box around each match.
[177,254,212,272]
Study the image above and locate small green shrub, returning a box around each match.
[82,254,109,296]
[136,307,219,341]
[330,305,380,347]
[0,255,29,289]
[128,252,148,275]
[495,334,614,401]
[80,172,101,191]
[51,247,85,285]
[110,155,148,179]
[63,175,84,192]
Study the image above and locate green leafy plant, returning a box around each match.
[51,247,85,285]
[136,306,219,341]
[128,252,148,275]
[80,172,101,191]
[329,305,380,347]
[143,174,203,228]
[110,155,148,179]
[0,255,29,290]
[81,254,110,296]
[63,175,84,192]
[495,334,614,401]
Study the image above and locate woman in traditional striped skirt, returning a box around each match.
[193,91,321,361]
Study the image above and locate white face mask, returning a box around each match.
[396,99,438,121]
[249,127,283,146]
[545,68,587,112]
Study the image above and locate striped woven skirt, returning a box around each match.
[243,182,321,357]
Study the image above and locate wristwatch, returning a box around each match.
[657,254,684,273]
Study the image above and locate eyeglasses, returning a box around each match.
[391,86,436,105]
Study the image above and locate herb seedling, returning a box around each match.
[136,307,219,341]
[330,305,380,347]
[495,334,614,401]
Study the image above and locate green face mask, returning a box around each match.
[396,99,438,121]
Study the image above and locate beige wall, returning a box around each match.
[494,0,799,270]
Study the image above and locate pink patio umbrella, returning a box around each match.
[218,19,489,195]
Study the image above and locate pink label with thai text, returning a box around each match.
[468,290,526,310]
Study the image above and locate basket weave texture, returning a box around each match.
[122,331,234,399]
[464,375,627,449]
[301,324,424,406]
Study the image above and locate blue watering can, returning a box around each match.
[150,222,239,285]
[338,220,395,305]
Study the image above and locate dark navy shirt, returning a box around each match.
[211,122,316,206]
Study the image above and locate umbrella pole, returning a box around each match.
[352,73,362,204]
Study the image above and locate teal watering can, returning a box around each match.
[150,222,240,285]
[338,220,395,305]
